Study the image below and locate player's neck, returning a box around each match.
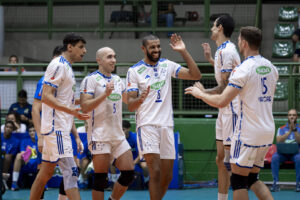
[216,35,229,47]
[61,52,73,64]
[243,49,259,59]
[143,58,158,66]
[98,66,111,77]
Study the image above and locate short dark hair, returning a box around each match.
[216,15,235,38]
[6,111,21,125]
[142,34,159,47]
[9,55,19,63]
[62,33,86,51]
[122,120,131,129]
[5,120,16,131]
[52,45,63,57]
[27,123,35,130]
[18,89,27,98]
[240,26,262,50]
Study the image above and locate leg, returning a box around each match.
[58,157,81,200]
[78,158,90,188]
[249,167,273,200]
[271,152,287,191]
[92,154,110,200]
[3,154,14,173]
[30,161,56,200]
[231,164,251,200]
[140,161,149,179]
[111,150,135,200]
[216,141,230,197]
[160,159,174,199]
[144,153,161,200]
[293,153,300,191]
[58,178,68,200]
[12,153,24,190]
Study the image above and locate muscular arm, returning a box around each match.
[31,98,42,136]
[276,131,291,143]
[177,49,202,80]
[204,72,231,94]
[80,93,107,113]
[127,86,150,112]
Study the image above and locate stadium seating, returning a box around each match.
[275,65,290,74]
[274,80,288,100]
[274,23,295,39]
[278,6,298,21]
[272,41,293,58]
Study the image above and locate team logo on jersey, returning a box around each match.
[145,75,150,79]
[107,93,121,101]
[256,66,271,75]
[150,80,165,90]
[160,63,167,68]
[96,76,102,81]
[138,66,147,74]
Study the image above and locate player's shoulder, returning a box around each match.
[222,42,238,54]
[112,74,122,82]
[130,60,145,69]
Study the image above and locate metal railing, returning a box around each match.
[0,0,261,39]
[0,61,299,117]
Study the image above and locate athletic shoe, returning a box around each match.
[270,182,280,192]
[11,182,19,191]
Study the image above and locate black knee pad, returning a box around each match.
[59,179,66,195]
[230,173,248,191]
[118,170,135,187]
[248,173,258,189]
[93,173,108,192]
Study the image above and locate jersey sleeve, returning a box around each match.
[34,77,44,100]
[168,60,182,79]
[20,140,28,152]
[121,78,126,94]
[44,61,64,89]
[228,63,249,89]
[220,50,235,73]
[126,68,139,93]
[277,127,285,136]
[80,76,96,96]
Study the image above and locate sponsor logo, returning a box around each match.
[160,63,167,68]
[145,75,150,79]
[107,93,122,101]
[256,66,271,75]
[150,80,165,90]
[96,76,102,81]
[138,66,146,74]
[72,85,76,92]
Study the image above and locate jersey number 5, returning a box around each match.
[261,77,268,95]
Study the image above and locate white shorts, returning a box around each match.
[216,112,238,145]
[137,125,175,160]
[42,130,74,162]
[89,138,131,160]
[230,137,270,168]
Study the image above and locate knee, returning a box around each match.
[15,153,22,160]
[118,170,135,187]
[295,153,300,163]
[216,155,225,167]
[271,153,280,162]
[149,167,161,181]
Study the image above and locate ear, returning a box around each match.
[96,57,101,65]
[67,44,73,52]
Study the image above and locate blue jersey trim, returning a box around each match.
[97,70,112,79]
[243,143,272,148]
[175,66,182,78]
[42,158,59,163]
[80,92,94,96]
[34,76,44,100]
[127,88,139,92]
[44,81,58,89]
[130,60,144,68]
[228,83,242,89]
[137,127,143,151]
[235,162,253,169]
[217,40,230,50]
[221,69,232,73]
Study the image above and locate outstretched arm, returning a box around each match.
[170,34,201,80]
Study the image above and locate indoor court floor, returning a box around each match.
[2,188,299,200]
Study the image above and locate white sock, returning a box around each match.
[78,174,83,182]
[109,196,116,200]
[57,194,68,200]
[12,171,20,182]
[112,174,119,183]
[218,193,228,200]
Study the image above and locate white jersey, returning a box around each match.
[214,40,240,114]
[126,59,182,128]
[80,71,126,143]
[229,55,278,146]
[41,56,76,134]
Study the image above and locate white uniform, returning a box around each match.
[229,55,278,168]
[126,59,182,159]
[214,40,240,145]
[80,71,130,159]
[41,56,76,162]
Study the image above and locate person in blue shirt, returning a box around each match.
[122,120,149,186]
[1,121,21,189]
[8,89,32,126]
[11,124,41,191]
[271,109,300,192]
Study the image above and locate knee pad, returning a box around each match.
[230,173,248,191]
[59,157,79,191]
[248,173,258,189]
[118,170,135,187]
[93,173,108,192]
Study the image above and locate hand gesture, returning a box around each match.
[37,135,44,153]
[71,108,90,120]
[20,114,29,122]
[193,82,205,91]
[170,33,186,52]
[185,86,204,99]
[201,43,212,62]
[105,81,114,97]
[75,98,81,105]
[139,86,150,103]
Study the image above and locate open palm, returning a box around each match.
[170,33,186,52]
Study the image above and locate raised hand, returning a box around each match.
[170,33,186,52]
[105,81,114,97]
[139,86,150,103]
[201,43,212,62]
